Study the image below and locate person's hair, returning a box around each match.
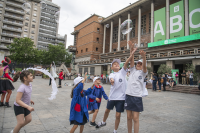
[162,74,165,77]
[176,72,178,74]
[13,70,32,82]
[191,71,193,73]
[70,81,83,98]
[2,57,11,66]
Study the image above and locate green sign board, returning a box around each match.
[189,0,200,35]
[171,69,179,84]
[148,33,200,47]
[170,1,184,39]
[154,7,166,42]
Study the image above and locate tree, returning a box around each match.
[7,38,36,67]
[157,64,171,75]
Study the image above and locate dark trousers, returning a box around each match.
[59,78,62,86]
[190,78,193,85]
[163,84,166,91]
[153,81,157,91]
[158,82,161,90]
[49,78,56,85]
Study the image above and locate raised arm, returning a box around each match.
[139,50,147,73]
[128,41,137,68]
[82,72,87,83]
[124,47,137,70]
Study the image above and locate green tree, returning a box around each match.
[7,38,36,67]
[157,64,171,75]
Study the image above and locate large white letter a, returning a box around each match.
[154,21,165,37]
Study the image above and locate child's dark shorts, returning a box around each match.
[124,95,143,112]
[106,100,125,112]
[14,105,31,116]
[70,114,88,125]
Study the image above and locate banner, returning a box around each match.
[189,0,200,35]
[170,1,184,39]
[171,69,179,84]
[154,7,166,42]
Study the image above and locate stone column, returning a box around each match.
[185,0,189,36]
[127,12,131,49]
[138,7,141,47]
[166,0,170,39]
[107,64,111,75]
[103,24,106,54]
[118,17,121,51]
[166,60,175,69]
[110,20,113,52]
[151,0,154,42]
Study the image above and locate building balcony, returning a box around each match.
[38,38,56,43]
[41,13,54,19]
[2,26,22,33]
[5,8,25,15]
[13,0,26,3]
[1,33,21,38]
[68,46,76,52]
[56,35,65,40]
[39,29,56,36]
[6,1,23,9]
[0,44,9,50]
[39,25,56,32]
[0,39,13,44]
[45,6,59,12]
[3,20,23,27]
[41,16,55,23]
[4,14,24,21]
[39,33,56,39]
[42,9,56,15]
[40,21,57,27]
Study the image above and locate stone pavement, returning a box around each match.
[0,76,200,133]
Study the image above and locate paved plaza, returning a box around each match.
[0,76,200,133]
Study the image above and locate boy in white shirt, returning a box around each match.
[96,46,137,133]
[125,41,148,133]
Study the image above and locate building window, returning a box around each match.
[140,43,144,47]
[34,8,37,11]
[84,68,88,73]
[33,13,36,17]
[25,22,28,26]
[81,50,83,53]
[141,15,146,35]
[74,35,77,46]
[24,34,27,37]
[97,28,100,32]
[86,48,88,52]
[79,68,82,74]
[31,30,35,34]
[32,19,36,22]
[121,47,124,50]
[96,47,98,51]
[35,3,37,6]
[130,19,136,38]
[24,28,28,32]
[31,36,34,39]
[76,51,78,54]
[113,49,116,52]
[32,24,35,28]
[26,12,30,15]
[90,67,95,75]
[113,27,118,43]
[26,17,29,21]
[149,13,151,33]
[96,38,99,42]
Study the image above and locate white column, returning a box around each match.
[103,24,106,54]
[127,12,131,49]
[185,0,189,36]
[151,0,154,42]
[118,17,121,51]
[110,20,113,52]
[138,7,141,47]
[166,0,170,39]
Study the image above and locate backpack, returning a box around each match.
[161,78,164,84]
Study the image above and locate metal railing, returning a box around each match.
[5,7,25,15]
[2,26,22,32]
[6,1,23,8]
[0,39,13,43]
[4,14,24,20]
[1,33,21,38]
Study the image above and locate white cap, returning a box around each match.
[74,77,84,86]
[93,77,100,83]
[111,59,121,67]
[136,59,147,66]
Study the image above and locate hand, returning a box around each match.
[96,98,100,102]
[139,50,146,57]
[30,100,34,105]
[91,84,95,89]
[110,78,114,85]
[84,72,87,79]
[27,106,34,112]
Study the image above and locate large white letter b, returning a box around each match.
[170,15,182,34]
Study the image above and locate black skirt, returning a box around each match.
[70,114,88,125]
[124,94,143,112]
[0,78,15,93]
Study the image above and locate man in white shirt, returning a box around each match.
[96,47,137,133]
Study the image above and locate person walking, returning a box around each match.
[181,70,186,85]
[186,70,190,85]
[152,73,158,91]
[162,74,167,91]
[175,72,179,84]
[58,69,64,88]
[157,75,162,92]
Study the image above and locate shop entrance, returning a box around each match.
[175,64,183,84]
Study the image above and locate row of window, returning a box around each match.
[25,23,35,28]
[76,47,99,54]
[39,36,55,41]
[79,67,95,75]
[41,19,56,25]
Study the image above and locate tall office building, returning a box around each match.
[0,0,67,61]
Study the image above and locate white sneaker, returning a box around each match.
[10,130,13,133]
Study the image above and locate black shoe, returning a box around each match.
[89,121,97,127]
[0,102,5,107]
[96,122,106,128]
[5,102,11,107]
[57,86,61,88]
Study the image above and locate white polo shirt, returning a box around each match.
[126,66,148,97]
[109,67,127,100]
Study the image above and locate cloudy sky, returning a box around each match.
[51,0,137,48]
